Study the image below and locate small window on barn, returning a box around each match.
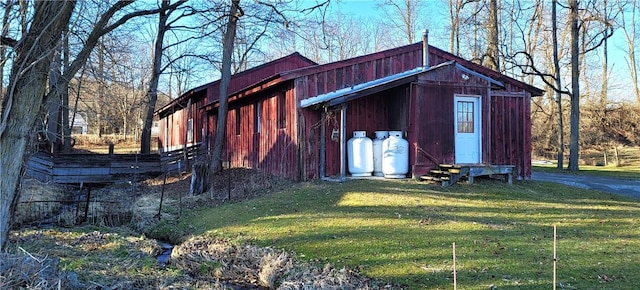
[187,118,194,143]
[277,92,286,129]
[235,108,241,136]
[254,101,262,133]
[457,101,474,133]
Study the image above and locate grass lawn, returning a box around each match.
[158,178,640,289]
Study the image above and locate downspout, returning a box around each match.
[422,29,429,70]
[319,107,326,178]
[340,103,347,181]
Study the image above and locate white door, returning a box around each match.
[454,95,481,164]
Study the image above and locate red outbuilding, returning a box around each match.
[156,37,543,182]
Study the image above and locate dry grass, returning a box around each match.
[137,168,292,242]
[5,168,386,289]
[71,134,156,154]
[4,227,219,289]
[0,252,63,289]
[17,180,138,228]
[13,179,71,226]
[171,235,392,289]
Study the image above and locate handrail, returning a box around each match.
[416,146,440,165]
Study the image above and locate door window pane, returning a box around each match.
[457,101,474,133]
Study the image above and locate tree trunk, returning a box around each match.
[629,45,640,104]
[0,1,14,101]
[552,0,564,169]
[600,0,610,110]
[448,0,462,55]
[210,0,241,177]
[568,0,580,171]
[62,27,73,153]
[0,1,75,251]
[46,48,63,153]
[620,2,640,103]
[97,43,105,138]
[141,0,171,154]
[484,0,500,71]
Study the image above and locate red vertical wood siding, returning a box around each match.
[293,46,422,101]
[409,65,494,177]
[156,93,207,152]
[206,82,301,180]
[205,53,316,105]
[410,83,456,170]
[490,91,532,179]
[157,53,315,178]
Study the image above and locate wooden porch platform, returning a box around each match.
[25,145,204,184]
[420,164,515,186]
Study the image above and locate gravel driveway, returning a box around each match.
[531,172,640,199]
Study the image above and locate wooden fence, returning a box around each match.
[26,144,205,184]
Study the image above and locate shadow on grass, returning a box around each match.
[170,178,640,289]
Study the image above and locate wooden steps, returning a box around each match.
[420,164,466,186]
[420,164,514,186]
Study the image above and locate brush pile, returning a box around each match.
[171,235,394,289]
[0,253,63,289]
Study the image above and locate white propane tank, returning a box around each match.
[372,131,389,177]
[347,131,373,177]
[382,131,409,178]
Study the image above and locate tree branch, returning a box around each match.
[300,0,330,15]
[0,36,16,47]
[508,50,572,96]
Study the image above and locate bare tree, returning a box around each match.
[141,0,188,154]
[618,1,640,103]
[210,0,242,175]
[45,1,184,153]
[600,0,611,109]
[552,0,565,169]
[0,0,17,96]
[300,12,375,62]
[505,0,615,168]
[0,0,76,251]
[188,0,331,194]
[448,0,470,55]
[379,0,425,44]
[483,0,500,71]
[1,0,184,249]
[568,0,580,171]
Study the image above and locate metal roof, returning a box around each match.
[300,61,505,109]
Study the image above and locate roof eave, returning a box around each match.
[300,66,428,109]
